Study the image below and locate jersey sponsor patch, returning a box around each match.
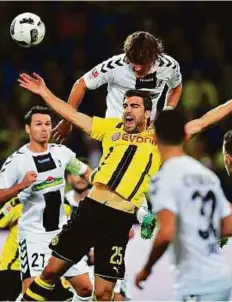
[31,176,63,192]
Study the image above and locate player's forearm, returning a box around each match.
[67,78,87,109]
[40,86,92,135]
[0,184,23,204]
[166,83,182,109]
[198,100,232,132]
[143,231,170,272]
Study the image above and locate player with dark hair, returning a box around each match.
[136,110,232,301]
[18,73,162,301]
[0,105,93,301]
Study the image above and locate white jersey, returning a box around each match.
[83,53,182,120]
[149,155,232,295]
[0,144,86,235]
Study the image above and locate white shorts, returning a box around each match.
[175,289,231,301]
[18,232,89,280]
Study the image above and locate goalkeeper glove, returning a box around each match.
[220,237,229,248]
[141,212,157,240]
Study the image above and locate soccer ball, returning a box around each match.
[10,12,45,47]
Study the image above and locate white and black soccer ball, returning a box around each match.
[10,12,45,48]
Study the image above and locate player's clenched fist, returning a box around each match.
[20,171,37,189]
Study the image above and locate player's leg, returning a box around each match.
[0,270,22,301]
[65,256,93,301]
[92,201,134,301]
[22,198,93,301]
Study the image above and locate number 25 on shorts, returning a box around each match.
[110,246,123,265]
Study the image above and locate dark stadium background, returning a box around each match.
[1,1,232,200]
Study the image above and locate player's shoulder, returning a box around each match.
[104,117,124,129]
[49,143,74,155]
[0,145,27,173]
[157,53,180,70]
[100,53,128,73]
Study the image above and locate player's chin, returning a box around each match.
[124,125,136,133]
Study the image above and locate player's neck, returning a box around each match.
[160,146,185,163]
[28,141,49,153]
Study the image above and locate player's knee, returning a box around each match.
[78,284,93,297]
[95,288,113,301]
[42,263,59,282]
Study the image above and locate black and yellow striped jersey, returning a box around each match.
[90,117,162,207]
[0,197,72,271]
[0,197,21,271]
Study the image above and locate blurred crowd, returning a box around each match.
[1,1,232,198]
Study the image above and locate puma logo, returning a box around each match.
[113,266,119,274]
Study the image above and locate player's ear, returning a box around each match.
[145,110,151,119]
[25,124,30,135]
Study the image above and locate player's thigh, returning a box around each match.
[0,270,22,300]
[94,275,116,301]
[65,257,92,295]
[94,211,134,280]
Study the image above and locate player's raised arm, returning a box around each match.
[18,73,93,135]
[185,99,232,138]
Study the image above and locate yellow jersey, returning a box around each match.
[0,198,72,271]
[0,197,21,271]
[90,117,162,207]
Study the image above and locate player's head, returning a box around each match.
[65,158,91,195]
[154,110,187,149]
[123,89,152,133]
[124,31,164,78]
[24,105,53,144]
[223,130,232,175]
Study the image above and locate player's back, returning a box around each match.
[152,155,232,295]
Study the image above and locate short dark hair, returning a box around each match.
[24,105,53,125]
[224,130,232,156]
[124,89,153,111]
[154,110,187,145]
[124,31,164,65]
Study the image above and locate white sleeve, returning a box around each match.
[83,57,115,90]
[167,57,182,89]
[0,156,19,189]
[149,172,178,214]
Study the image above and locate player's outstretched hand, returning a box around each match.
[52,120,73,143]
[19,171,37,190]
[18,72,46,96]
[135,268,151,290]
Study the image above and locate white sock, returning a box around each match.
[15,293,23,301]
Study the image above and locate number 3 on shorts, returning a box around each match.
[110,246,123,265]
